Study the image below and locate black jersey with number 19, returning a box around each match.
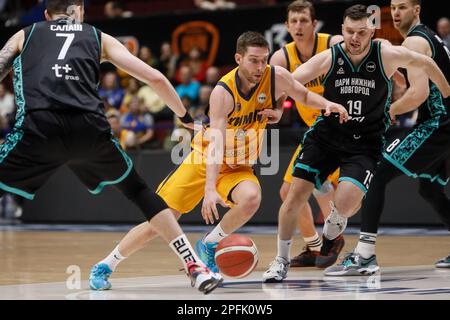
[314,40,391,151]
[14,18,103,115]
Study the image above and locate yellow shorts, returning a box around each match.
[283,144,340,187]
[156,151,260,214]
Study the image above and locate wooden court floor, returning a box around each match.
[1,231,449,286]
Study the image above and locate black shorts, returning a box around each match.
[0,110,133,199]
[383,118,450,186]
[292,133,382,194]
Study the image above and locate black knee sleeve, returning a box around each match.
[132,188,169,221]
[115,168,169,221]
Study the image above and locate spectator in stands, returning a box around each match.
[137,83,170,122]
[176,47,209,83]
[175,66,201,102]
[158,42,177,80]
[0,83,15,118]
[104,1,133,19]
[194,0,236,10]
[194,85,212,123]
[106,109,128,150]
[120,78,140,114]
[120,96,155,149]
[99,71,125,110]
[204,66,221,86]
[0,0,6,14]
[168,96,195,150]
[20,0,45,26]
[139,46,158,69]
[437,17,450,47]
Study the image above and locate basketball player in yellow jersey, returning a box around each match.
[89,31,347,283]
[270,0,344,268]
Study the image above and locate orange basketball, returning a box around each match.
[214,234,258,278]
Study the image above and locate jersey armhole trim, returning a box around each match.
[21,23,36,54]
[282,46,291,71]
[92,27,101,52]
[322,46,335,86]
[377,42,390,84]
[326,34,332,49]
[216,81,235,117]
[270,65,276,108]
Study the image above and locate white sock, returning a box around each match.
[169,234,204,271]
[100,245,126,271]
[304,232,322,252]
[204,223,229,243]
[277,237,292,261]
[355,232,377,259]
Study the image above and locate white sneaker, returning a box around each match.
[323,201,347,240]
[186,261,223,294]
[262,256,290,283]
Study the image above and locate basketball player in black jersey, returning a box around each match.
[263,4,450,282]
[325,0,450,276]
[0,0,223,293]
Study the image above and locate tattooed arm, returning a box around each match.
[0,31,24,82]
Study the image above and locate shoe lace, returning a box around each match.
[93,265,110,279]
[340,253,357,267]
[328,201,346,226]
[205,244,217,268]
[268,258,287,272]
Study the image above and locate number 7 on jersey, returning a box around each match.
[56,33,75,60]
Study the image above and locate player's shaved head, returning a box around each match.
[46,0,84,15]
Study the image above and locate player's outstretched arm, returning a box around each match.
[384,43,450,98]
[291,49,332,85]
[101,33,191,122]
[275,66,348,123]
[390,63,428,117]
[0,31,24,82]
[202,86,232,225]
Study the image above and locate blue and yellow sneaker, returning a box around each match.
[195,236,219,273]
[89,263,113,290]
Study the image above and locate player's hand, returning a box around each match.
[389,109,397,125]
[258,108,283,124]
[443,83,450,99]
[181,121,195,130]
[202,189,230,225]
[324,103,348,124]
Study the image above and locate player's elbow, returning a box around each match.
[144,67,165,87]
[409,86,429,105]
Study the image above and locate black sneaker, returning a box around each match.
[315,235,345,268]
[290,247,320,267]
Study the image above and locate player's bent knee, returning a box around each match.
[279,183,290,202]
[238,190,261,216]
